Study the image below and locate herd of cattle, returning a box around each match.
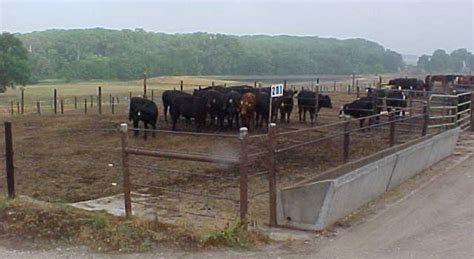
[127,75,473,136]
[128,84,415,136]
[161,85,334,131]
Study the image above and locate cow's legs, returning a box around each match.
[310,111,315,126]
[298,105,302,122]
[133,119,139,136]
[143,122,148,140]
[286,111,291,124]
[163,104,168,122]
[151,122,156,138]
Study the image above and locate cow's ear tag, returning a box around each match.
[138,112,141,116]
[229,99,233,103]
[213,99,216,103]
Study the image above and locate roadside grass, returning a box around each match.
[0,196,267,252]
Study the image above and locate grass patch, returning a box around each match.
[0,196,199,252]
[202,221,268,248]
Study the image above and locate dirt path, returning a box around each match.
[312,155,474,259]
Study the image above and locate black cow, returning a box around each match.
[129,97,158,139]
[194,89,226,128]
[255,91,270,128]
[297,90,333,126]
[224,90,241,128]
[338,96,378,128]
[162,90,191,121]
[367,88,406,117]
[279,89,297,124]
[170,95,207,131]
[386,89,407,117]
[388,78,424,90]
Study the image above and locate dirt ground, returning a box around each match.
[0,131,471,258]
[0,88,427,231]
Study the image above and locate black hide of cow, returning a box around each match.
[170,95,207,132]
[129,97,158,139]
[162,90,192,121]
[338,96,379,128]
[297,90,333,126]
[224,90,241,128]
[279,90,297,124]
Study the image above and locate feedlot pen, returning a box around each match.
[0,89,441,231]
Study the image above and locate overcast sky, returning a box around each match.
[1,0,472,56]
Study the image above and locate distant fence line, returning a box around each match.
[1,75,384,116]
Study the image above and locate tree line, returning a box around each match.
[17,28,405,82]
[417,48,473,74]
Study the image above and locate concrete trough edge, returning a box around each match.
[277,127,461,230]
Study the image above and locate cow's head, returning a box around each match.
[319,94,333,109]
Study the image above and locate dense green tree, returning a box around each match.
[416,48,473,73]
[17,28,406,81]
[0,33,31,92]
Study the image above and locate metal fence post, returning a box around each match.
[343,120,350,163]
[268,123,277,226]
[389,112,396,147]
[120,123,132,218]
[5,122,15,198]
[239,127,249,224]
[471,91,474,132]
[37,101,41,114]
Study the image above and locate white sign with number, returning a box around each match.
[271,84,284,97]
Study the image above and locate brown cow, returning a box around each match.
[239,92,257,130]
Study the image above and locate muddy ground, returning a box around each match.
[0,89,426,231]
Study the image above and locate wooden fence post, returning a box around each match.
[389,113,396,147]
[268,123,277,226]
[120,123,132,218]
[254,81,257,88]
[84,98,88,114]
[20,88,24,114]
[343,120,350,163]
[333,81,336,92]
[239,127,249,224]
[129,92,132,100]
[5,121,15,198]
[112,97,115,114]
[180,80,184,92]
[116,96,120,104]
[284,80,287,90]
[10,101,14,115]
[98,86,102,114]
[74,96,77,110]
[422,106,428,136]
[60,99,64,114]
[16,102,19,114]
[37,101,41,114]
[90,95,94,107]
[211,81,215,87]
[54,89,57,114]
[109,94,112,104]
[143,73,147,98]
[151,89,154,102]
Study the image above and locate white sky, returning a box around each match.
[1,0,473,55]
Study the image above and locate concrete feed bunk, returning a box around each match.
[277,127,461,230]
